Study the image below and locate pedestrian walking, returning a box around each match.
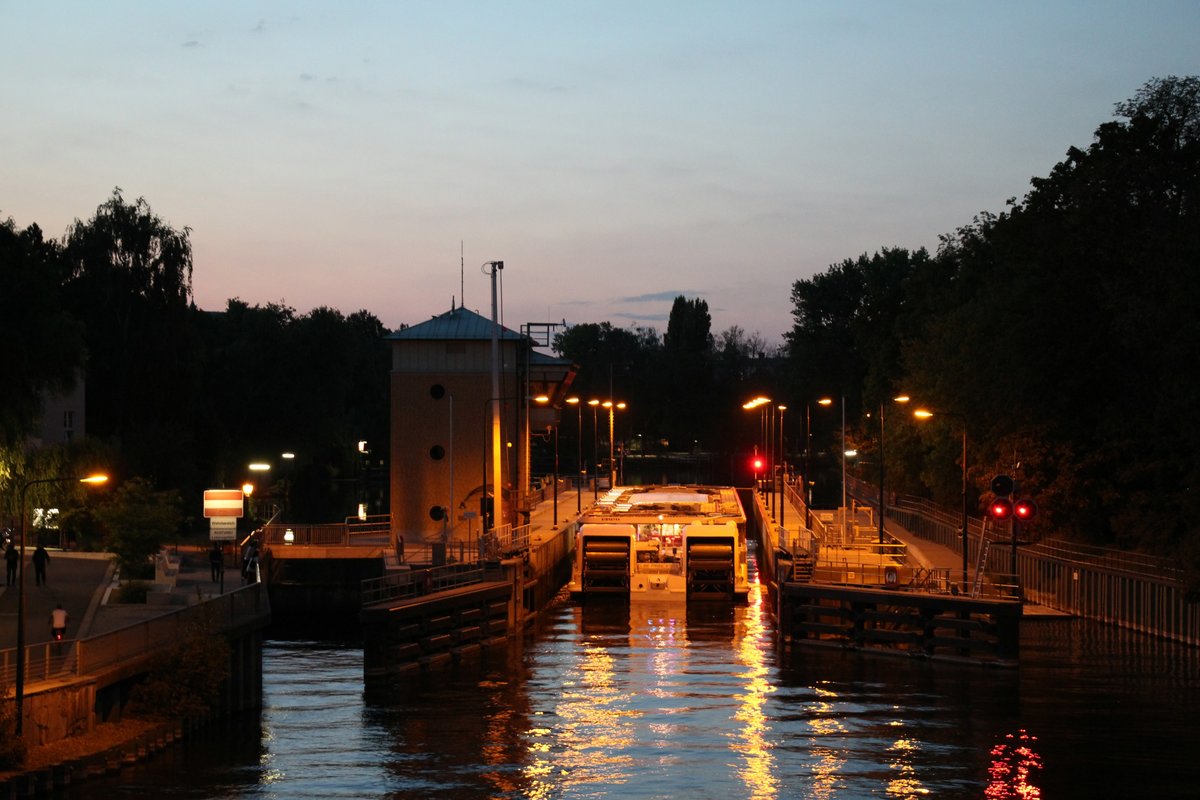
[4,542,18,586]
[241,539,260,584]
[32,543,50,586]
[209,542,224,582]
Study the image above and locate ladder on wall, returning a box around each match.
[971,518,1007,597]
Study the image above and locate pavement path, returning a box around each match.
[0,551,112,648]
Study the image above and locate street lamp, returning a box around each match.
[566,397,582,513]
[588,399,600,500]
[819,397,846,538]
[802,399,834,530]
[914,408,969,590]
[777,404,787,528]
[534,395,559,527]
[602,401,627,487]
[742,395,772,504]
[16,472,108,736]
[877,395,910,545]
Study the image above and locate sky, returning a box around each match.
[3,2,1197,345]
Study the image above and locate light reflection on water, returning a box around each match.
[69,562,1200,799]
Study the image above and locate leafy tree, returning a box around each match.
[899,76,1200,547]
[661,296,714,449]
[61,189,203,488]
[554,321,663,455]
[95,477,183,578]
[0,218,84,447]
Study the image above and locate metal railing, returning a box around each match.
[0,582,269,688]
[849,477,1200,644]
[259,514,392,548]
[360,561,496,607]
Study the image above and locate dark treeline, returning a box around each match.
[1,189,390,526]
[785,76,1199,567]
[3,77,1196,581]
[550,77,1200,578]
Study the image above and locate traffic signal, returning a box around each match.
[991,474,1014,497]
[1014,498,1037,521]
[989,498,1013,519]
[752,456,764,472]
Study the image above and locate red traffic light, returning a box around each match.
[751,457,764,472]
[1014,498,1037,520]
[989,498,1013,519]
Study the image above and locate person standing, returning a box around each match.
[209,543,224,582]
[4,542,18,586]
[32,543,50,586]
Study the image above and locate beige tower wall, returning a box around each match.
[389,339,523,545]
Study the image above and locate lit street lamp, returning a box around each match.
[777,404,787,528]
[588,399,600,501]
[601,400,626,487]
[534,395,559,527]
[877,395,910,545]
[914,408,969,590]
[566,397,582,513]
[819,397,846,538]
[16,472,108,736]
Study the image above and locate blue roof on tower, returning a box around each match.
[385,306,527,342]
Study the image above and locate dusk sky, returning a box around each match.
[3,2,1197,344]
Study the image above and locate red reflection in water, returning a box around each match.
[985,729,1043,799]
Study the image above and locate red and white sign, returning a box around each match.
[203,489,244,518]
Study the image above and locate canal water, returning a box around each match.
[71,560,1200,799]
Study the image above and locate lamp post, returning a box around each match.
[588,399,600,501]
[878,396,910,545]
[16,472,108,736]
[566,397,582,513]
[742,395,771,500]
[534,395,558,527]
[777,404,787,528]
[914,408,969,590]
[804,402,812,529]
[596,400,627,488]
[819,397,846,538]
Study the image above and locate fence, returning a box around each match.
[849,478,1199,645]
[359,521,534,607]
[260,514,392,547]
[360,561,497,607]
[0,582,269,688]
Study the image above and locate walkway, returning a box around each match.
[764,483,963,574]
[0,546,249,649]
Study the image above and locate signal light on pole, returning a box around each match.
[989,498,1013,520]
[1014,498,1037,521]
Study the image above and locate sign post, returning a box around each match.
[204,489,244,594]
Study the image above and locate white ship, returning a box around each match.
[568,485,750,601]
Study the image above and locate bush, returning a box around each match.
[114,581,151,603]
[0,693,28,770]
[127,616,231,720]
